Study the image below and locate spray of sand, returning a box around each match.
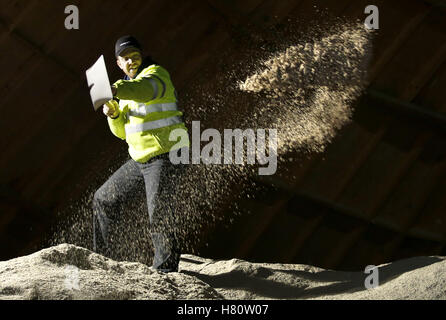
[239,23,372,154]
[50,19,373,265]
[171,21,373,253]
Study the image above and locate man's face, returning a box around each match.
[116,48,142,79]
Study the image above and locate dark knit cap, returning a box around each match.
[115,35,142,57]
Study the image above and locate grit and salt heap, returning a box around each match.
[52,20,373,265]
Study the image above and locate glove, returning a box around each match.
[103,100,120,118]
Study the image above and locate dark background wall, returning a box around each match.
[1,0,445,271]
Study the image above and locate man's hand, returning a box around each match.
[103,100,120,118]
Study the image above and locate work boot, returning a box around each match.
[150,250,180,273]
[150,232,180,273]
[149,265,178,273]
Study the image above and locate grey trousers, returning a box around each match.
[92,149,187,271]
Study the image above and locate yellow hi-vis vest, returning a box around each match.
[108,65,190,163]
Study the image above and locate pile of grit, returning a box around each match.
[1,244,445,300]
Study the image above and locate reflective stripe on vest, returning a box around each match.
[150,74,166,98]
[125,116,183,135]
[128,102,179,117]
[147,78,159,100]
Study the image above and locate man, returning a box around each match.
[93,35,190,273]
